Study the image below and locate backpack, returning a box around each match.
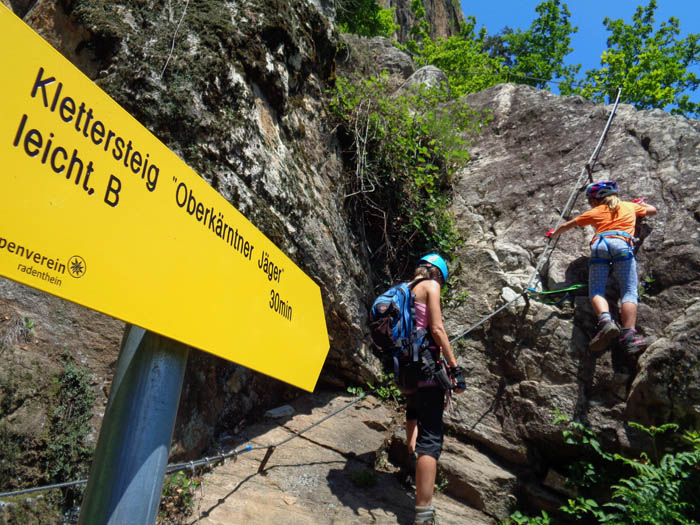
[369,279,430,392]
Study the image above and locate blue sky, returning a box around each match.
[458,0,700,94]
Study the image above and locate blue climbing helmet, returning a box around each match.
[419,253,448,282]
[586,180,618,200]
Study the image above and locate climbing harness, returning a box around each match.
[589,231,635,265]
[591,230,633,243]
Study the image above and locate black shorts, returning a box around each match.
[405,387,445,460]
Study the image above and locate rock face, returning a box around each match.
[338,33,415,82]
[443,83,700,511]
[188,392,495,524]
[383,0,465,43]
[1,0,699,521]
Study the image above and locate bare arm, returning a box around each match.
[550,218,578,239]
[425,280,458,369]
[644,203,657,217]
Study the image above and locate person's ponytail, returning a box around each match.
[603,195,620,214]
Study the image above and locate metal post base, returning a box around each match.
[78,325,189,525]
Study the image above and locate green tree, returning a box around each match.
[335,0,398,38]
[411,1,579,96]
[417,18,506,97]
[500,0,580,89]
[564,0,700,118]
[405,0,505,96]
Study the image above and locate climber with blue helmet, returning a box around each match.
[548,180,658,356]
[418,253,449,282]
[405,253,464,525]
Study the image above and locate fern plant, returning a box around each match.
[603,426,700,524]
[509,416,700,524]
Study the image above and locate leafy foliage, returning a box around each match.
[45,355,96,506]
[498,0,580,89]
[408,1,579,96]
[335,0,399,38]
[414,17,506,98]
[347,373,404,404]
[158,471,201,522]
[329,74,486,284]
[509,415,700,524]
[562,0,700,118]
[0,355,95,521]
[509,509,552,524]
[409,0,698,116]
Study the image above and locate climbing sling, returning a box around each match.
[526,283,587,305]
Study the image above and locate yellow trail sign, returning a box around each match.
[0,5,329,392]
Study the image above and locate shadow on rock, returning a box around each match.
[326,451,415,524]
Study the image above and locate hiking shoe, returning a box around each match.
[589,320,620,354]
[619,330,648,357]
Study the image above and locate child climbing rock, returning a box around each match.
[548,180,657,355]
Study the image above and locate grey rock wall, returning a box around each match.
[442,83,700,510]
[382,0,465,43]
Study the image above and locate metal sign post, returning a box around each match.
[0,6,330,520]
[78,325,189,524]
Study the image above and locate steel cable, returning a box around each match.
[0,391,373,500]
[450,87,622,346]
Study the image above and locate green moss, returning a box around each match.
[44,356,96,506]
[65,0,337,271]
[69,0,245,169]
[0,353,94,520]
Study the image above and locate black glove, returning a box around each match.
[450,365,466,390]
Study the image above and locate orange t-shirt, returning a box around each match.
[574,201,647,243]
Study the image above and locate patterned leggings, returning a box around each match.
[588,236,638,304]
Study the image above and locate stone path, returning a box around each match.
[186,391,495,524]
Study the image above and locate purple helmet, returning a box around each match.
[586,180,618,200]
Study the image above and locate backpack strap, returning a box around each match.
[407,278,429,362]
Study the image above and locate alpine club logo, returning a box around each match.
[67,255,86,278]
